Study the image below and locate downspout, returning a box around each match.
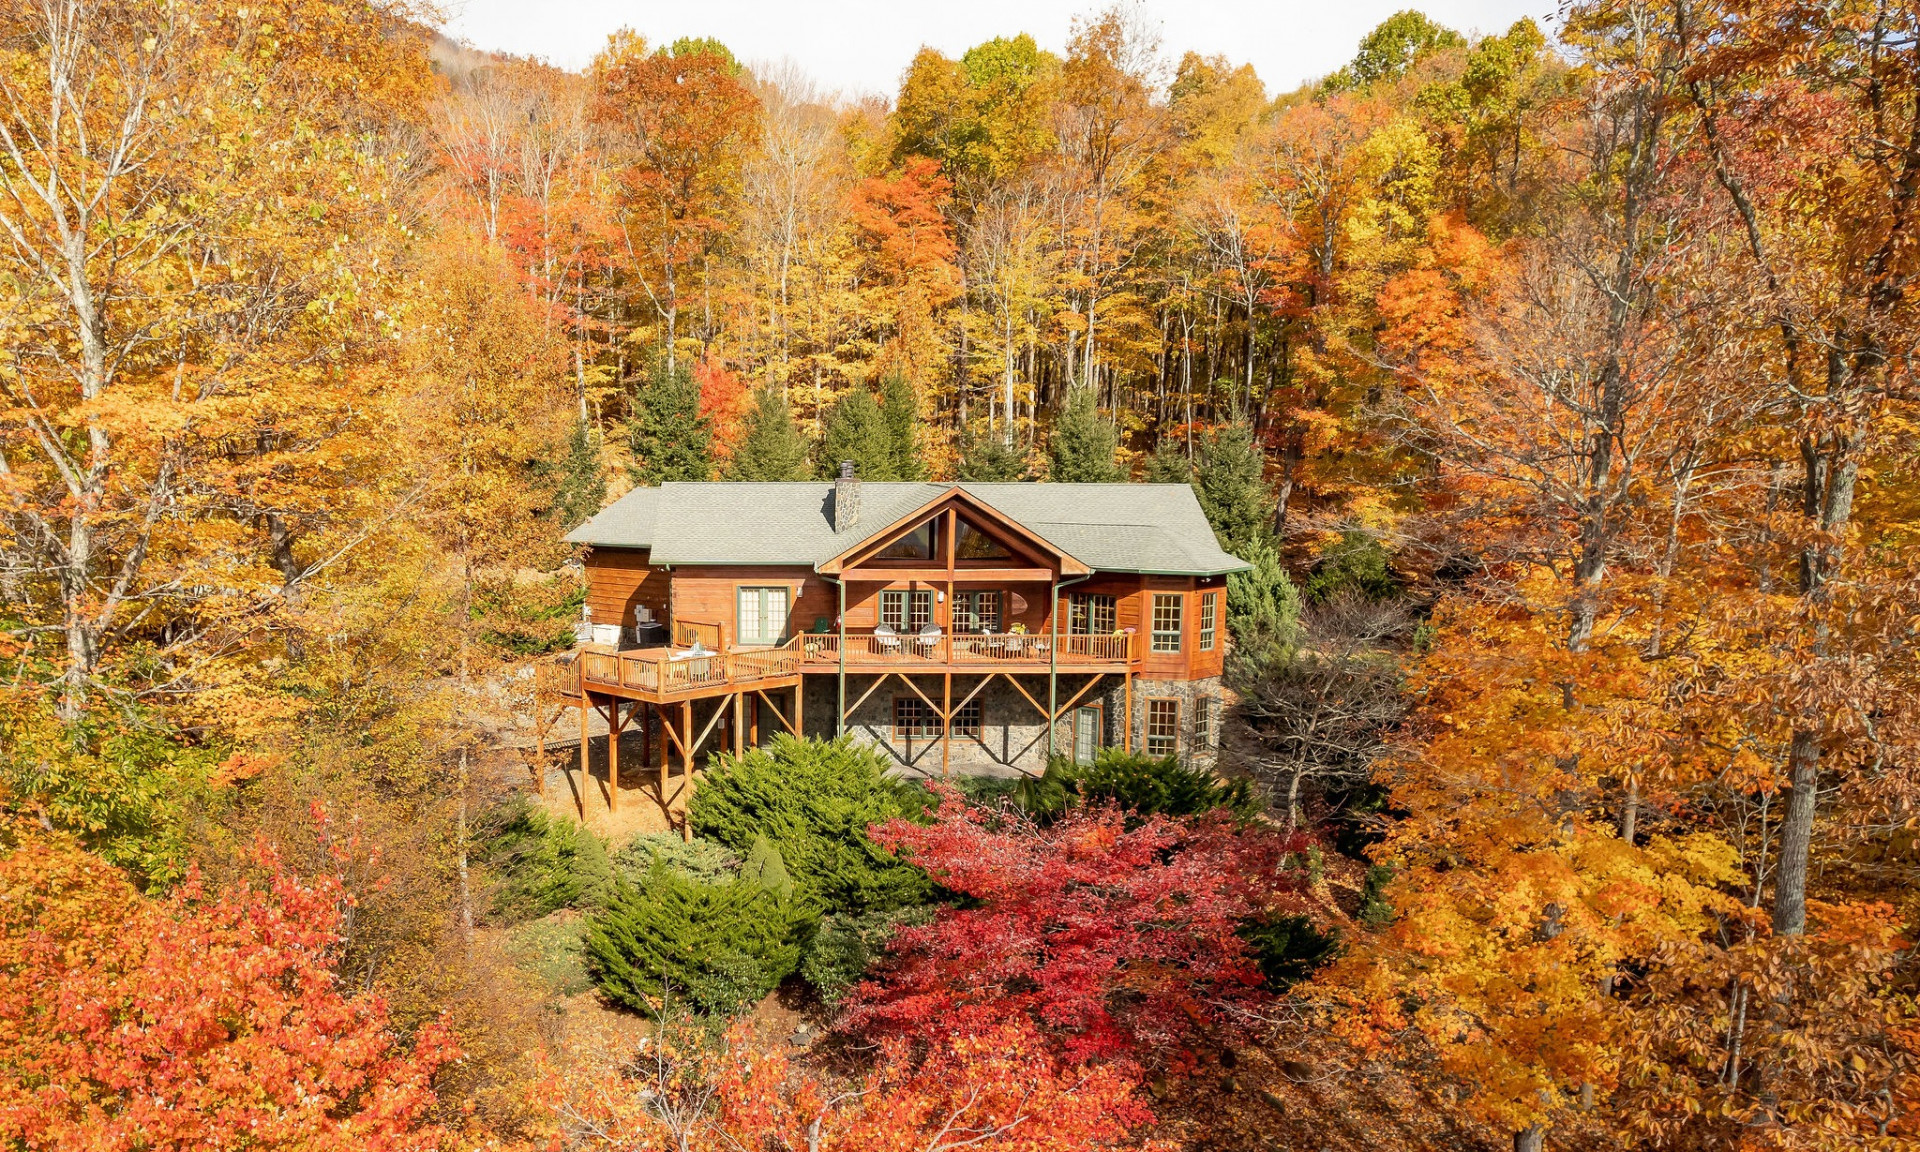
[1048,572,1093,760]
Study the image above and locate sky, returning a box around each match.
[438,0,1560,100]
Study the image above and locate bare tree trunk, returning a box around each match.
[1514,1123,1544,1152]
[1771,731,1819,935]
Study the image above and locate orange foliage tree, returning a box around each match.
[560,1018,1150,1152]
[0,824,454,1151]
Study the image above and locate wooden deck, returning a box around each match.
[538,630,1137,705]
[526,629,1140,817]
[575,641,802,702]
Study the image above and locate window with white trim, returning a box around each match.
[1146,698,1179,758]
[1194,695,1217,747]
[880,589,934,630]
[1199,592,1217,652]
[1151,594,1184,653]
[736,586,790,645]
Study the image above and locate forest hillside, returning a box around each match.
[1,1,1917,1149]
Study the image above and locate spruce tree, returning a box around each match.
[627,359,712,484]
[817,387,899,480]
[725,387,810,481]
[954,424,1029,481]
[550,418,607,529]
[1227,535,1302,660]
[877,370,925,480]
[1144,438,1193,485]
[1047,389,1123,482]
[1194,419,1272,554]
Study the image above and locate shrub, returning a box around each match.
[690,735,933,915]
[800,906,935,1005]
[478,798,613,922]
[1013,749,1260,823]
[1303,529,1401,603]
[585,859,811,1017]
[614,832,739,885]
[1239,913,1339,990]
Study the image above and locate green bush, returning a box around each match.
[1303,530,1401,603]
[585,858,811,1016]
[477,798,613,922]
[1013,748,1260,822]
[615,832,740,885]
[1359,863,1396,927]
[1239,914,1340,990]
[800,905,935,1004]
[689,735,933,915]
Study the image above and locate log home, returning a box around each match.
[551,468,1248,807]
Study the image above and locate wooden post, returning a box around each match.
[750,694,760,748]
[941,671,953,778]
[794,682,804,738]
[1047,582,1059,758]
[608,701,622,813]
[683,700,694,779]
[656,702,668,797]
[734,692,745,757]
[577,688,590,818]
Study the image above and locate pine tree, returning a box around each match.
[725,387,810,480]
[1226,535,1302,660]
[627,359,712,484]
[550,418,607,528]
[1047,389,1123,482]
[818,387,900,481]
[878,370,926,480]
[1144,438,1193,485]
[1194,419,1272,554]
[954,424,1029,481]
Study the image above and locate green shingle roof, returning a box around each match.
[564,482,1250,577]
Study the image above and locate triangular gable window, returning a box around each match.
[875,521,935,560]
[954,519,1012,560]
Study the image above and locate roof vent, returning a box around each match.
[834,461,860,533]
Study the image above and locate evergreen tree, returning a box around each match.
[1226,535,1302,660]
[1194,419,1272,554]
[585,860,809,1016]
[1144,438,1193,485]
[725,387,810,480]
[627,359,712,484]
[878,370,926,480]
[818,387,899,481]
[549,418,606,529]
[1047,389,1123,482]
[954,424,1030,481]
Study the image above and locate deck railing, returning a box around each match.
[577,639,800,696]
[672,618,722,650]
[535,655,581,699]
[799,630,1134,666]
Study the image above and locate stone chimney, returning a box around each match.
[834,460,860,532]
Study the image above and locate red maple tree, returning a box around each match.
[844,791,1306,1068]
